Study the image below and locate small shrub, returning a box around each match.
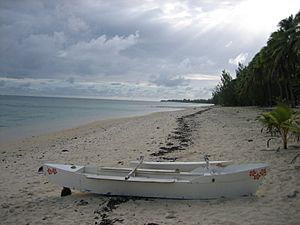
[258,103,300,149]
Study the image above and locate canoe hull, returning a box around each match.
[80,176,260,199]
[44,163,267,199]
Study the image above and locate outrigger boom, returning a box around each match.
[125,156,144,180]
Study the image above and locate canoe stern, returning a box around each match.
[44,163,84,190]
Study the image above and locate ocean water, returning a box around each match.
[0,95,208,143]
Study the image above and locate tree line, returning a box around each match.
[212,11,300,107]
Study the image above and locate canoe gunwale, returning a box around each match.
[85,174,190,183]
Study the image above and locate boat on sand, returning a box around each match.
[42,157,268,199]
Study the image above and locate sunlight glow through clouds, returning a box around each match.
[156,0,299,36]
[230,0,299,36]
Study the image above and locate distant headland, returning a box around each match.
[160,99,213,104]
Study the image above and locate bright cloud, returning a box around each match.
[184,74,220,81]
[225,41,232,48]
[229,53,249,66]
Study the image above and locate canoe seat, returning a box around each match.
[85,174,180,183]
[100,167,179,173]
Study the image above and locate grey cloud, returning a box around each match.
[0,0,295,99]
[0,0,234,80]
[150,74,188,87]
[19,82,31,88]
[66,77,75,84]
[0,80,5,87]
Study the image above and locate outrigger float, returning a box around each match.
[42,156,268,199]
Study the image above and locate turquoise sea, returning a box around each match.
[0,95,209,143]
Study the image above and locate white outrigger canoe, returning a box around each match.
[43,158,268,199]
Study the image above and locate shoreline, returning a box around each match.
[0,105,200,145]
[1,94,208,144]
[1,106,299,225]
[0,106,204,156]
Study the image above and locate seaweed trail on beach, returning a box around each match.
[94,196,154,225]
[151,107,212,159]
[94,197,129,225]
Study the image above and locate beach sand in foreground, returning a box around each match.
[0,107,299,225]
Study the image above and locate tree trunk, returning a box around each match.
[288,81,296,108]
[283,137,288,149]
[267,80,272,106]
[282,130,288,149]
[284,81,290,105]
[278,81,283,101]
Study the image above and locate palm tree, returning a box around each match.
[258,103,297,149]
[267,14,299,107]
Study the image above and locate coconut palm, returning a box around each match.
[258,103,295,149]
[268,14,299,107]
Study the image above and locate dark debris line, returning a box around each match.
[151,107,212,159]
[94,197,129,225]
[94,196,154,225]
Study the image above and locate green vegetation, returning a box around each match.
[212,11,300,107]
[290,113,300,137]
[258,104,300,149]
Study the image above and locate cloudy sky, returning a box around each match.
[0,0,299,100]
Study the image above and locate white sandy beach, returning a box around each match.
[0,106,299,225]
